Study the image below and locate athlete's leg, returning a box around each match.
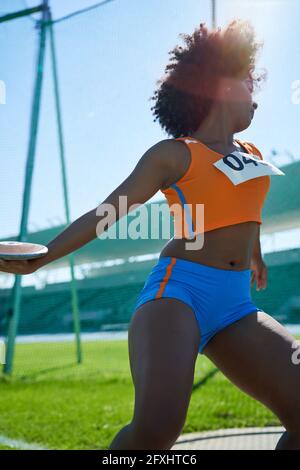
[203,310,300,450]
[108,297,201,450]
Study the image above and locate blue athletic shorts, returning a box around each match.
[134,256,263,354]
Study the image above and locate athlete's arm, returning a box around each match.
[250,225,268,290]
[0,139,184,275]
[251,225,263,261]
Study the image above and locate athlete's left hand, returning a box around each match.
[250,257,268,291]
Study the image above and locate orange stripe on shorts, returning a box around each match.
[155,257,177,299]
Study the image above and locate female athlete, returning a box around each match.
[1,19,299,450]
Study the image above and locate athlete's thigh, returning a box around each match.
[203,310,300,428]
[128,298,201,429]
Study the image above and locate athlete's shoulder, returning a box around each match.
[156,137,194,148]
[148,138,190,165]
[150,138,192,190]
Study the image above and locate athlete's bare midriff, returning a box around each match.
[159,221,259,271]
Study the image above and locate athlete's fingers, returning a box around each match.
[257,267,268,290]
[0,259,31,275]
[0,259,9,272]
[255,264,267,290]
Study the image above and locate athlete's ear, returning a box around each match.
[217,77,234,102]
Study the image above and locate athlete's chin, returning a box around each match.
[235,117,252,133]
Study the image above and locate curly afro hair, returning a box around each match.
[149,19,266,139]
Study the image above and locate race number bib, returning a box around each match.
[213,151,285,186]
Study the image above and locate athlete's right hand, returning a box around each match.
[0,258,39,275]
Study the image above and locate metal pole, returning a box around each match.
[0,5,43,24]
[48,12,82,363]
[211,0,216,29]
[4,0,49,374]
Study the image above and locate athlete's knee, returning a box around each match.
[130,419,183,450]
[275,430,300,450]
[278,403,300,437]
[286,415,300,437]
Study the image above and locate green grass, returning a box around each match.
[1,337,296,450]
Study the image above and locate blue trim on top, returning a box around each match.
[170,183,195,238]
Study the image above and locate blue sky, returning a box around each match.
[0,0,299,242]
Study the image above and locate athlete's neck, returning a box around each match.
[190,104,236,153]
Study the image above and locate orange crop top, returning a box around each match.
[160,137,272,238]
